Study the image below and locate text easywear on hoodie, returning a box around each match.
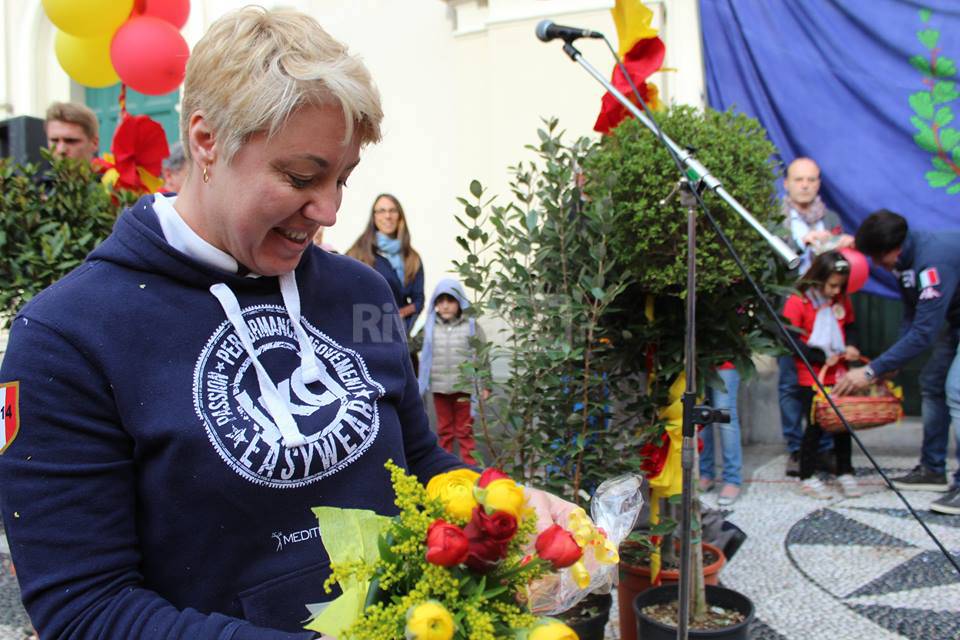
[0,195,463,639]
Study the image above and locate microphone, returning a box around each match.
[535,20,603,43]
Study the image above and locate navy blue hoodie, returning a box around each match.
[870,229,960,376]
[0,196,462,639]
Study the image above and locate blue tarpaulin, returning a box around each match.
[701,0,960,296]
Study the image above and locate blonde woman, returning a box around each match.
[0,8,466,639]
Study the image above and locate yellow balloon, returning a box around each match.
[54,30,119,89]
[42,0,134,38]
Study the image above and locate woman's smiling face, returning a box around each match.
[198,103,361,276]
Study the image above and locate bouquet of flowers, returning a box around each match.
[305,462,639,639]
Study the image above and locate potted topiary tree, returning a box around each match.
[584,105,788,639]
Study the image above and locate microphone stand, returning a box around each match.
[556,39,798,639]
[549,34,960,637]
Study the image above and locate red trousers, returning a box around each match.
[433,392,476,465]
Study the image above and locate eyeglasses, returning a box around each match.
[374,207,399,215]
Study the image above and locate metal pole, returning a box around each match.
[676,195,698,640]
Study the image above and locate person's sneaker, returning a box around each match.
[717,483,741,506]
[837,474,863,498]
[785,451,800,477]
[699,477,715,492]
[891,465,950,492]
[800,476,832,500]
[930,486,960,515]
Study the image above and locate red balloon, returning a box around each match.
[841,247,869,293]
[111,16,189,96]
[133,0,190,30]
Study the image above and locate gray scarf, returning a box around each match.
[782,194,827,226]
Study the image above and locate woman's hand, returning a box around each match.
[524,487,578,534]
[398,303,415,318]
[844,345,861,361]
[825,353,842,368]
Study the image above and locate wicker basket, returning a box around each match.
[812,363,903,433]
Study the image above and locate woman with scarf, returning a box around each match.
[347,194,425,338]
[783,250,863,499]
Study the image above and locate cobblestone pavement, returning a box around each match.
[2,453,957,639]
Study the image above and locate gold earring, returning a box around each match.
[202,166,210,183]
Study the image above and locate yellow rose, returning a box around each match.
[426,468,480,521]
[405,601,455,640]
[479,477,527,518]
[529,619,579,640]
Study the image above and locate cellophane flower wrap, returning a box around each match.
[304,463,640,639]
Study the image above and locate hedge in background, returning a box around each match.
[0,151,127,327]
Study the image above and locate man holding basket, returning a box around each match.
[835,209,960,515]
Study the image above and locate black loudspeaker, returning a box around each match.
[0,115,48,165]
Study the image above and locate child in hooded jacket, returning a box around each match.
[418,279,487,465]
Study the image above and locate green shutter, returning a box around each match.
[85,84,180,154]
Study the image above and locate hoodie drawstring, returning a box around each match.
[278,272,323,384]
[210,278,310,449]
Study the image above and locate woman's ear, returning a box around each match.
[187,111,217,168]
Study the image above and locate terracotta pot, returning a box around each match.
[617,541,726,640]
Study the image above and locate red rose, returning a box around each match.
[425,519,469,567]
[462,507,517,573]
[535,524,583,569]
[477,468,510,488]
[465,506,518,542]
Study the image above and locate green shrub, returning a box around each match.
[0,151,127,326]
[453,119,648,505]
[585,106,790,385]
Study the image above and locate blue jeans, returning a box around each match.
[919,327,960,485]
[700,368,742,486]
[779,355,832,454]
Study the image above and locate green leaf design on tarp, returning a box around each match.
[948,183,960,194]
[920,8,932,22]
[935,56,958,78]
[914,122,939,152]
[926,169,956,187]
[941,128,960,151]
[935,106,955,126]
[911,55,933,74]
[952,144,960,165]
[918,29,940,50]
[933,156,952,172]
[304,507,391,637]
[911,91,935,118]
[933,81,960,104]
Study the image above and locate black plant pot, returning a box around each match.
[565,592,612,640]
[633,584,754,640]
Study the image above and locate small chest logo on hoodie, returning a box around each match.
[193,304,384,488]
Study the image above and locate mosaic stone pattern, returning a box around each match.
[714,455,960,640]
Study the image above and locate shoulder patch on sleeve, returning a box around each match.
[0,381,20,454]
[919,267,941,288]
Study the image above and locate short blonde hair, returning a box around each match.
[180,6,383,163]
[45,102,99,140]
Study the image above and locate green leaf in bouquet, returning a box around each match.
[304,507,390,636]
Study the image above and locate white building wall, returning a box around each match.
[1,0,704,300]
